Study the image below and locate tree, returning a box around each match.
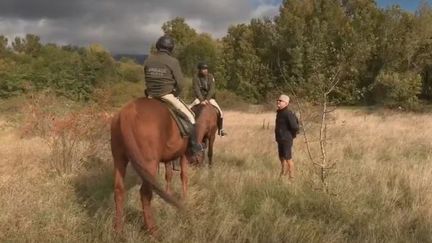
[221,23,275,102]
[162,17,197,55]
[276,0,365,103]
[178,33,219,76]
[85,43,117,84]
[0,35,8,56]
[12,34,42,57]
[412,1,432,100]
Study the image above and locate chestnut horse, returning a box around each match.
[110,97,196,234]
[191,104,219,166]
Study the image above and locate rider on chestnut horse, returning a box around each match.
[143,35,204,155]
[189,62,227,136]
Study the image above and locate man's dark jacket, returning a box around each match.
[275,107,300,142]
[144,50,183,97]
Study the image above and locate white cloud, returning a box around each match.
[251,4,280,18]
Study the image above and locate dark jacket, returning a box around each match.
[275,107,299,142]
[192,73,215,101]
[143,51,183,97]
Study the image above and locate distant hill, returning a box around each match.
[113,54,148,64]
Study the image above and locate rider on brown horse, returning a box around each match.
[189,62,227,136]
[143,35,203,155]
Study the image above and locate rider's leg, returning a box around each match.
[209,99,223,118]
[161,94,203,154]
[209,99,227,136]
[161,94,195,123]
[188,98,201,109]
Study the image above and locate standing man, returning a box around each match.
[190,62,227,136]
[275,94,299,179]
[144,35,203,155]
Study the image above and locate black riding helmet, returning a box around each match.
[197,62,208,70]
[156,35,174,53]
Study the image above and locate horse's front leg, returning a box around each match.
[208,134,216,168]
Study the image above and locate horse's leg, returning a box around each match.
[180,155,189,199]
[139,161,158,235]
[113,152,128,233]
[164,162,173,195]
[208,134,216,168]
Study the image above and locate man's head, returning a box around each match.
[156,35,175,54]
[197,62,209,75]
[277,94,290,110]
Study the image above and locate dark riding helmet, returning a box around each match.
[197,62,208,70]
[156,35,174,53]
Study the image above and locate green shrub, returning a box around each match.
[117,59,144,83]
[215,89,249,110]
[105,81,144,107]
[369,71,422,109]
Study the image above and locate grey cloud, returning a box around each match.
[0,0,89,19]
[0,0,280,54]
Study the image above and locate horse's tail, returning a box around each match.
[119,105,183,209]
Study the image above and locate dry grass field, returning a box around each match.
[0,98,431,242]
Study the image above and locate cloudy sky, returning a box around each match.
[0,0,429,54]
[0,0,281,54]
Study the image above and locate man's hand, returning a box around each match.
[201,100,209,105]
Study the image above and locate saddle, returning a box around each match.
[159,99,191,137]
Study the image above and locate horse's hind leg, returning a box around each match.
[113,151,128,233]
[164,162,173,195]
[180,155,189,199]
[139,162,158,235]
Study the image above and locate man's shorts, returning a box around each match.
[277,139,293,160]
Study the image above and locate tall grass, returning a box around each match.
[0,100,431,242]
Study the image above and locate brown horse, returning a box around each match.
[110,97,196,235]
[191,104,219,166]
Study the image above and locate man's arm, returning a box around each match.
[287,111,299,135]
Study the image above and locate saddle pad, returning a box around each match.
[154,98,191,137]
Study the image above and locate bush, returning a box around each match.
[105,81,144,107]
[215,89,249,110]
[117,60,144,83]
[48,107,111,175]
[369,71,422,109]
[19,92,111,175]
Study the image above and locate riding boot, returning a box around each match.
[217,117,227,136]
[188,124,204,155]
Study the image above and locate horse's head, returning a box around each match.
[192,103,218,121]
[187,148,206,166]
[189,103,218,167]
[191,103,206,118]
